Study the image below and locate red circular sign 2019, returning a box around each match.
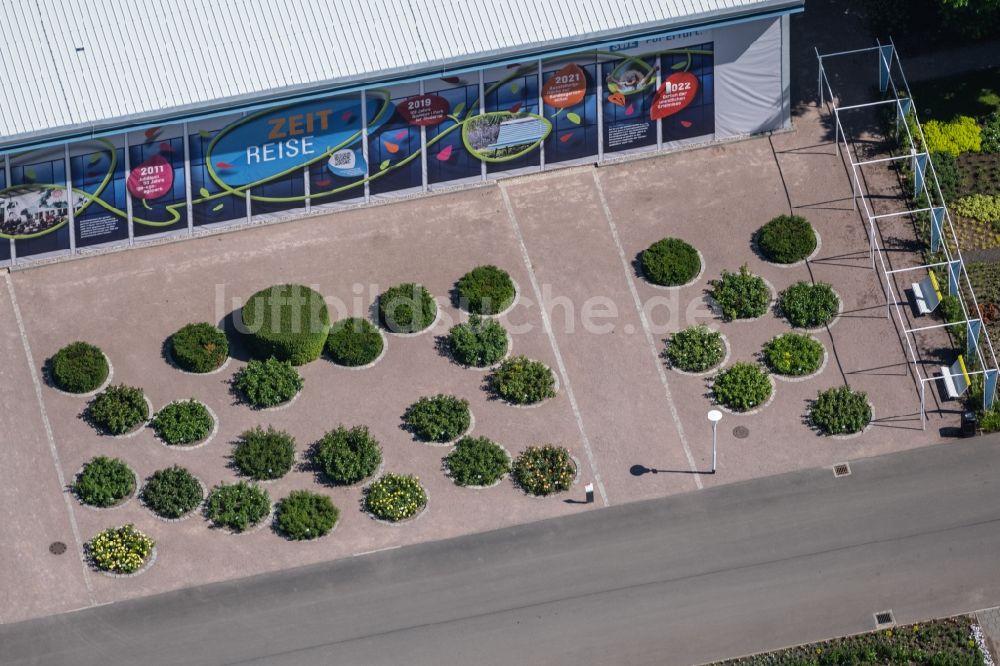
[651,72,699,120]
[397,94,450,127]
[543,64,587,109]
[127,154,174,200]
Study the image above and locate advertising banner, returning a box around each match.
[71,139,128,248]
[6,147,71,258]
[368,84,423,196]
[425,75,482,187]
[543,58,599,164]
[482,64,544,175]
[128,125,187,237]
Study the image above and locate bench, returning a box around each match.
[939,356,970,399]
[911,272,942,316]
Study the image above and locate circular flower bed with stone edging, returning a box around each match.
[141,465,204,519]
[50,341,109,394]
[512,445,576,496]
[325,317,385,367]
[456,265,517,315]
[87,524,154,575]
[364,473,428,523]
[641,238,701,287]
[74,456,136,508]
[313,425,383,486]
[169,322,229,373]
[239,284,330,365]
[712,362,773,413]
[444,436,511,487]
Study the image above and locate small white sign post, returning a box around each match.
[707,410,722,474]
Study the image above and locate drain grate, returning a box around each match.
[833,462,851,478]
[733,426,750,439]
[49,541,67,555]
[874,610,895,628]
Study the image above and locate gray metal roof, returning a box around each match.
[0,0,802,149]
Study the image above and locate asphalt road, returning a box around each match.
[4,436,1000,666]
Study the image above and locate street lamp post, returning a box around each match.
[707,410,722,474]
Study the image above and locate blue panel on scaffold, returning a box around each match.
[949,260,962,296]
[879,45,894,92]
[897,97,912,138]
[985,369,998,411]
[931,207,945,252]
[914,152,928,197]
[968,318,982,361]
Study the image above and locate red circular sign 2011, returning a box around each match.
[397,94,450,127]
[127,154,174,200]
[651,72,699,121]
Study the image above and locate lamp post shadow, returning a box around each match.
[629,464,713,476]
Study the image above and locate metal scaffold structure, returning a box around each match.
[816,40,999,429]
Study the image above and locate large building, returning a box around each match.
[0,0,803,266]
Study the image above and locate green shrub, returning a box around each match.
[449,315,508,367]
[779,281,840,328]
[922,116,982,156]
[170,323,229,373]
[74,456,136,507]
[712,363,772,412]
[979,407,1000,433]
[444,436,511,487]
[929,151,961,202]
[513,445,575,496]
[204,481,271,532]
[403,394,471,443]
[709,265,771,320]
[325,318,383,366]
[239,284,330,365]
[938,293,968,348]
[276,490,339,540]
[456,265,516,315]
[983,111,1000,154]
[365,474,427,522]
[490,355,557,405]
[150,399,213,445]
[141,466,203,519]
[641,238,701,286]
[50,341,108,393]
[810,386,872,435]
[88,524,154,574]
[379,283,437,333]
[232,426,296,480]
[757,215,817,264]
[665,325,725,372]
[233,357,303,408]
[89,384,148,435]
[314,425,382,485]
[763,333,825,376]
[954,193,1000,223]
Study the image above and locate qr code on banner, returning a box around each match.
[333,152,352,166]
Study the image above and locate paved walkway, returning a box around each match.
[4,434,1000,666]
[978,606,1000,663]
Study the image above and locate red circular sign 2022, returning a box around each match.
[651,72,699,121]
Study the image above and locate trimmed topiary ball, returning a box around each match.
[758,214,817,264]
[641,238,701,287]
[712,362,772,412]
[170,323,229,373]
[403,394,471,443]
[762,333,824,377]
[50,341,109,393]
[151,399,213,446]
[89,384,148,435]
[513,445,576,496]
[232,426,296,480]
[444,436,511,487]
[489,356,557,405]
[779,281,840,329]
[233,357,303,408]
[665,325,725,373]
[276,490,339,540]
[456,265,516,315]
[709,266,771,321]
[314,425,382,485]
[239,284,330,365]
[379,283,437,334]
[87,524,154,574]
[204,481,271,532]
[141,466,203,519]
[449,315,508,367]
[810,386,871,435]
[74,456,136,508]
[325,318,383,367]
[364,474,427,522]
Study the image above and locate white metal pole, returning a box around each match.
[712,421,718,473]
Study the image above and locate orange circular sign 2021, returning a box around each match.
[543,64,587,109]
